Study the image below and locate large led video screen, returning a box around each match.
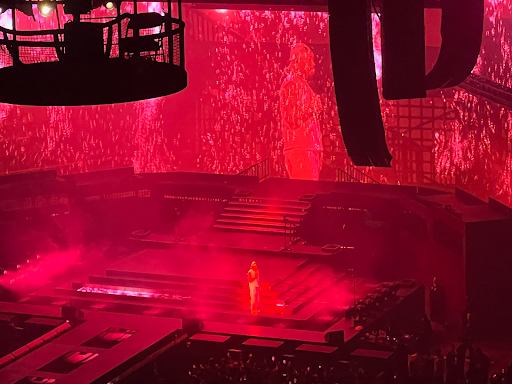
[1,2,512,206]
[0,5,351,181]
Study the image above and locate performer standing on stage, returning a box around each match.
[247,261,260,314]
[279,43,323,180]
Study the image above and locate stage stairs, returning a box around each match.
[28,263,339,317]
[213,196,310,235]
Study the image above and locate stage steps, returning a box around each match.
[86,276,278,297]
[69,282,281,306]
[219,213,302,223]
[272,264,324,295]
[39,263,336,317]
[213,197,310,235]
[228,199,310,209]
[213,224,287,234]
[26,293,263,318]
[272,264,341,310]
[104,269,272,290]
[53,286,290,314]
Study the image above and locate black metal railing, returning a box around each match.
[0,11,185,69]
[336,168,357,182]
[238,158,270,181]
[336,163,380,184]
[282,216,301,251]
[460,73,512,110]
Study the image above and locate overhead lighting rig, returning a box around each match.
[0,0,187,106]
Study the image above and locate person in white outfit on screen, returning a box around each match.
[247,261,260,314]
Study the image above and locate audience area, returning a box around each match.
[119,338,512,384]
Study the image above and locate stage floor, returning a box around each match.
[109,248,307,287]
[136,230,351,258]
[24,247,381,337]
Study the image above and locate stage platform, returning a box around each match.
[24,248,377,325]
[129,230,352,258]
[17,246,422,350]
[0,172,437,380]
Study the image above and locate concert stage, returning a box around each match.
[1,169,511,381]
[13,246,424,367]
[1,243,424,383]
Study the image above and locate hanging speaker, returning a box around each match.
[328,0,392,167]
[425,0,484,89]
[381,0,426,100]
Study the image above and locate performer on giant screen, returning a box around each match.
[279,43,323,180]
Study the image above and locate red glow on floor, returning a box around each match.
[77,286,191,300]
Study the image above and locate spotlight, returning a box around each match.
[105,1,114,10]
[38,1,55,17]
[41,5,52,16]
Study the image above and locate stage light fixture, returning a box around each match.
[38,1,55,17]
[41,5,52,16]
[0,0,187,105]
